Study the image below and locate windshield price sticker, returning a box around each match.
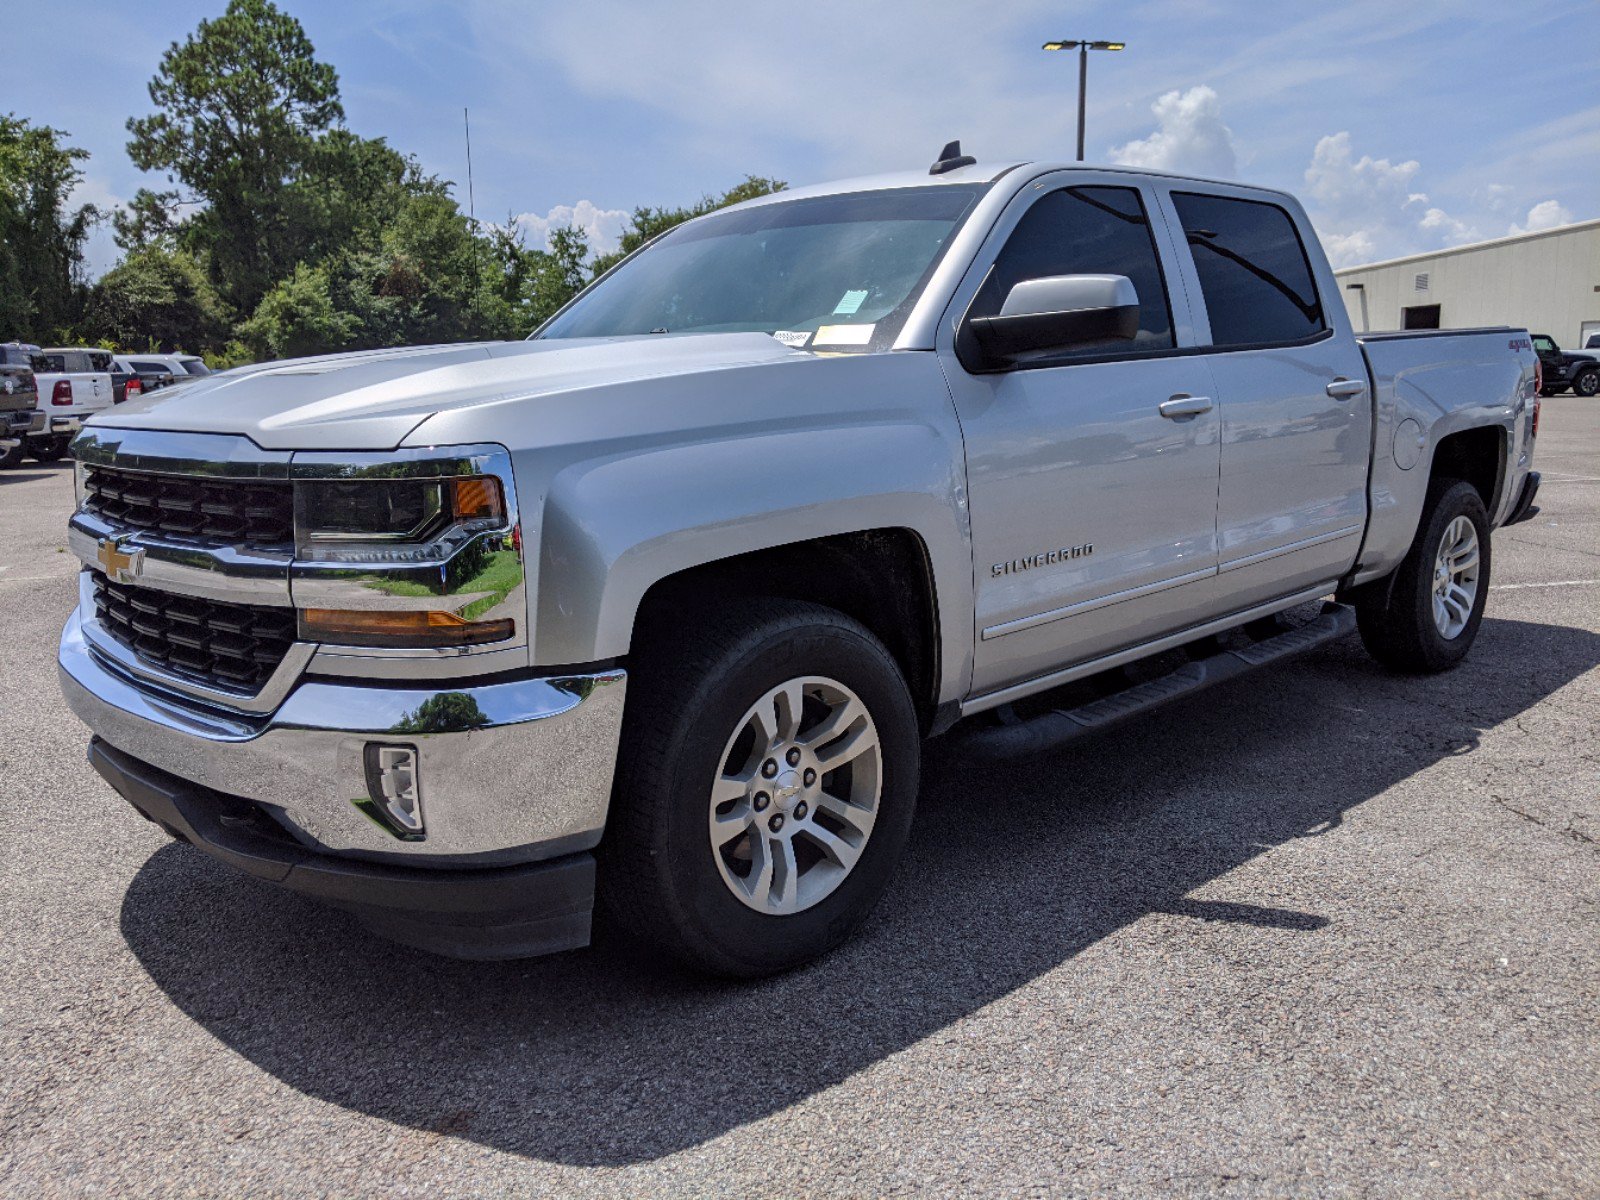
[832,289,869,315]
[814,324,875,347]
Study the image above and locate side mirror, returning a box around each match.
[968,274,1141,369]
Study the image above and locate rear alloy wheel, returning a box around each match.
[1573,368,1600,398]
[1430,515,1480,639]
[1355,477,1491,673]
[600,599,919,977]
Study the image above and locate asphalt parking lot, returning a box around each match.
[2,400,1596,1198]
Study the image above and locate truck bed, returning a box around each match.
[1351,326,1537,586]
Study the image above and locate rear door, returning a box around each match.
[1160,187,1370,608]
[937,172,1225,697]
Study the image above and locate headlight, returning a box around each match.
[288,446,525,653]
[294,476,507,561]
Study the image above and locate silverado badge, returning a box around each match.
[992,543,1094,577]
[96,537,145,584]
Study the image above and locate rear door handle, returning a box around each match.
[1326,379,1367,399]
[1159,395,1214,419]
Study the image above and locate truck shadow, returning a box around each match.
[119,615,1598,1167]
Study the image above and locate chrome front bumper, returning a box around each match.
[59,609,627,867]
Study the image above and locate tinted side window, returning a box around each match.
[132,360,169,372]
[33,354,66,373]
[1172,192,1325,347]
[965,185,1174,364]
[181,359,212,376]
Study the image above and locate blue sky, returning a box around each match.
[5,0,1595,276]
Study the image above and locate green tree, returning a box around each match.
[588,175,787,277]
[525,224,592,326]
[236,261,356,359]
[0,115,97,339]
[112,188,183,253]
[126,0,342,312]
[85,245,229,351]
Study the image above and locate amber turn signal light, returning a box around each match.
[450,477,504,523]
[298,608,515,648]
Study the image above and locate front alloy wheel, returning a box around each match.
[710,676,880,915]
[600,599,920,977]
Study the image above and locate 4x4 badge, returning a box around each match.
[96,537,145,584]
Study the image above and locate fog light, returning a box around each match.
[362,744,425,838]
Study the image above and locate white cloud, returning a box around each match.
[1304,132,1419,216]
[1509,199,1573,236]
[1319,229,1378,270]
[511,200,631,255]
[1419,206,1474,242]
[1109,86,1237,178]
[1303,132,1487,266]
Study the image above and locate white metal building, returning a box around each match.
[1334,218,1600,350]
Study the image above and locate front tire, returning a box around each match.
[1573,368,1600,398]
[1355,478,1491,673]
[598,599,920,977]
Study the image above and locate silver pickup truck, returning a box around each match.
[60,151,1541,977]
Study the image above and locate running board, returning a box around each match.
[951,602,1357,761]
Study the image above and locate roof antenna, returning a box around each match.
[929,140,977,175]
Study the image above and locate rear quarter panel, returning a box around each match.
[1353,330,1538,583]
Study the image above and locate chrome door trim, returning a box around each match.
[963,580,1341,715]
[1217,525,1362,575]
[981,565,1217,641]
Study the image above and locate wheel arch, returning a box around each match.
[525,427,974,719]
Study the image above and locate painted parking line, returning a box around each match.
[1490,579,1600,591]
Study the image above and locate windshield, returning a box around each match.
[536,185,988,350]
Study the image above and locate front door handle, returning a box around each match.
[1326,378,1367,399]
[1159,395,1214,419]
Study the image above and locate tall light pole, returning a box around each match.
[1042,39,1126,161]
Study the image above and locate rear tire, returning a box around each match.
[598,598,920,978]
[0,441,23,469]
[27,436,67,463]
[1355,478,1490,673]
[1574,368,1600,398]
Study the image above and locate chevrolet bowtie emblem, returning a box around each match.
[96,537,144,583]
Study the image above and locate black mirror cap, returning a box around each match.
[969,303,1141,369]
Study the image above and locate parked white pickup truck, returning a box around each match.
[60,149,1540,976]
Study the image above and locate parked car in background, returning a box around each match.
[59,154,1540,976]
[1533,333,1599,397]
[0,342,43,468]
[1581,332,1600,351]
[111,356,176,403]
[27,348,114,461]
[120,352,212,386]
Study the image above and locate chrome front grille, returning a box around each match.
[92,574,295,691]
[82,464,294,547]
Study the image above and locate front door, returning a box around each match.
[938,176,1224,698]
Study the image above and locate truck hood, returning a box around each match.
[88,335,806,451]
